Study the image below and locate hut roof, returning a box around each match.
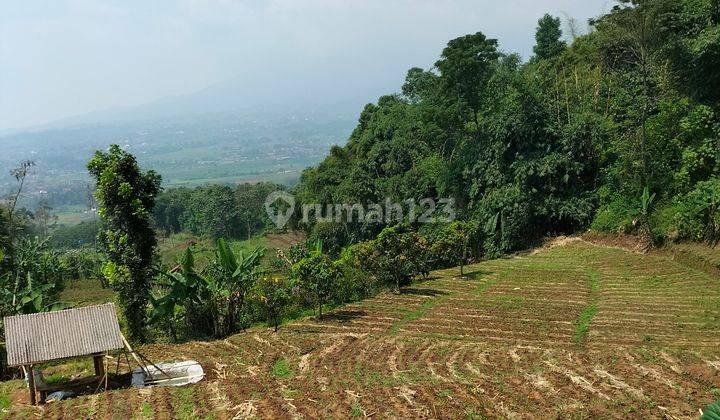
[4,303,124,367]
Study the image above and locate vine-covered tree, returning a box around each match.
[88,145,161,342]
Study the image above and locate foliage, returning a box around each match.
[292,2,720,255]
[426,221,479,274]
[0,237,73,323]
[354,225,429,293]
[150,248,209,339]
[154,182,284,240]
[332,245,379,303]
[253,276,293,332]
[674,179,720,243]
[291,241,340,318]
[0,274,70,315]
[151,240,265,339]
[702,400,720,420]
[533,14,566,60]
[88,144,162,342]
[209,238,265,334]
[48,221,99,249]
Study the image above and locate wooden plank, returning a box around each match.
[26,365,36,406]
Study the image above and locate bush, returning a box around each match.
[291,242,340,319]
[590,199,637,234]
[333,245,379,303]
[424,221,480,271]
[674,179,720,243]
[253,276,293,331]
[355,225,429,293]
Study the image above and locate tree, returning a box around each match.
[291,241,339,319]
[8,160,35,224]
[402,67,438,103]
[533,14,566,60]
[150,247,209,341]
[236,182,282,239]
[435,31,499,115]
[254,276,293,332]
[88,145,161,342]
[428,222,477,276]
[358,225,429,294]
[34,199,57,237]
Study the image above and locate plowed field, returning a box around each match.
[6,240,720,419]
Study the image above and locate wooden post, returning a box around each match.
[26,365,36,406]
[93,354,105,377]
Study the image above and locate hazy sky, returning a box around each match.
[0,0,614,131]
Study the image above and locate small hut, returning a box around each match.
[4,303,125,404]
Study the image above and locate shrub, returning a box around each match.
[254,276,293,331]
[355,225,429,293]
[590,199,637,234]
[291,242,340,319]
[674,179,720,243]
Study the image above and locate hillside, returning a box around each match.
[5,240,719,418]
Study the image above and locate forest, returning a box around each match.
[296,0,720,257]
[0,2,719,414]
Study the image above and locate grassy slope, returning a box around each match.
[4,239,720,418]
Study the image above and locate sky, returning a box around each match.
[0,0,615,131]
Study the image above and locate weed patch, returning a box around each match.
[573,269,601,343]
[271,358,293,379]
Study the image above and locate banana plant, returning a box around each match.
[150,247,208,322]
[213,238,265,333]
[638,186,656,245]
[1,273,72,315]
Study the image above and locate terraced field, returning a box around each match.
[6,239,720,419]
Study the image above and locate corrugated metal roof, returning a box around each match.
[4,303,124,367]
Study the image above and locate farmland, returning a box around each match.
[5,239,720,418]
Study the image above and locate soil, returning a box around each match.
[4,239,720,419]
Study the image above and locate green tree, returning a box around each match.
[34,199,57,238]
[428,221,477,276]
[533,14,566,60]
[358,226,429,294]
[291,241,339,319]
[254,276,293,332]
[435,31,499,115]
[88,144,161,342]
[150,247,209,341]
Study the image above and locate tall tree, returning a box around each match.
[533,14,566,60]
[435,31,499,115]
[34,198,56,237]
[88,145,161,342]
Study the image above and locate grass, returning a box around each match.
[573,269,601,343]
[271,358,292,379]
[54,205,96,226]
[390,298,439,334]
[4,240,720,418]
[157,232,269,267]
[497,295,526,310]
[42,373,68,384]
[172,387,196,420]
[60,278,114,306]
[0,381,23,418]
[139,401,154,419]
[350,403,364,417]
